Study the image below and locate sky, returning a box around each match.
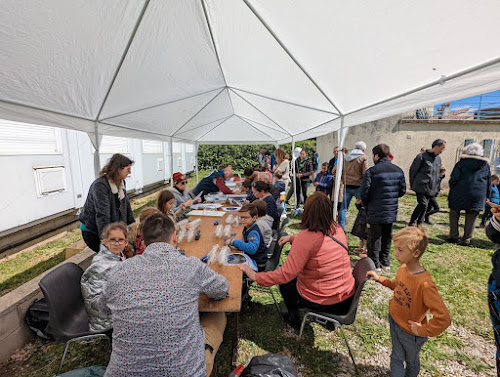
[435,90,500,113]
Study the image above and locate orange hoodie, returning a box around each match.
[379,264,451,337]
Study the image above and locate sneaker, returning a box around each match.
[423,220,434,225]
[359,253,368,258]
[447,237,459,244]
[381,265,391,272]
[480,224,486,229]
[376,267,382,272]
[353,248,366,254]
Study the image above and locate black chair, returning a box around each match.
[278,217,290,238]
[39,263,110,374]
[296,257,376,375]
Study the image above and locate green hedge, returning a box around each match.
[198,140,316,171]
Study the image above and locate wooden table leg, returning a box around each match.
[231,312,240,368]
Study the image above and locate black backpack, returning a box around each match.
[25,298,53,340]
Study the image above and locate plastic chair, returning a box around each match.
[39,263,110,374]
[296,257,376,375]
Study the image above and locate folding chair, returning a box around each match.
[39,263,110,374]
[296,257,376,375]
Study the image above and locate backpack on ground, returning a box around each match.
[25,297,53,340]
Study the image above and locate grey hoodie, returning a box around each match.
[345,149,365,162]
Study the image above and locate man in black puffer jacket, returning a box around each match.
[408,139,446,226]
[360,144,406,270]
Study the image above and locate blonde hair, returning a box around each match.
[393,226,428,257]
[274,148,288,166]
[128,207,159,241]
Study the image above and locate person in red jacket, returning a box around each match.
[239,192,355,329]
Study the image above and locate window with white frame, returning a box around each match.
[0,120,62,155]
[173,142,181,153]
[33,165,67,197]
[142,140,163,154]
[100,136,129,154]
[185,144,194,153]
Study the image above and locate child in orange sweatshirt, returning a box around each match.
[366,226,451,377]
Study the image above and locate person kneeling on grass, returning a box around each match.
[366,226,451,377]
[226,204,268,271]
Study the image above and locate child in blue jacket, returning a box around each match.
[314,162,333,195]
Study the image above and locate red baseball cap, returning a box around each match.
[173,172,187,184]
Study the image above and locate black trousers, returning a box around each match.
[279,278,353,319]
[82,230,100,252]
[367,223,393,268]
[424,196,440,221]
[285,178,309,205]
[409,193,432,225]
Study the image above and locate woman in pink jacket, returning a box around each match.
[239,192,355,329]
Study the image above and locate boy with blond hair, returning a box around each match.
[366,226,451,377]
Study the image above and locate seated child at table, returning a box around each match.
[252,181,280,229]
[81,222,131,333]
[157,189,187,226]
[253,200,273,248]
[241,179,252,195]
[226,204,268,270]
[272,172,286,195]
[366,226,451,377]
[128,207,159,255]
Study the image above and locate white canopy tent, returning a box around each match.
[2,0,500,211]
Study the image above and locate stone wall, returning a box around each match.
[317,117,500,189]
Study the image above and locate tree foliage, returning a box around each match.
[197,140,317,171]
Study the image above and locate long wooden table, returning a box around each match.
[178,209,243,312]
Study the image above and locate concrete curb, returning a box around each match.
[0,248,95,363]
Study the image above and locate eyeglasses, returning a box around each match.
[179,180,188,185]
[107,238,127,245]
[238,216,251,220]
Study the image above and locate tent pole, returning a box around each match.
[195,142,199,183]
[292,136,297,209]
[93,122,101,178]
[169,137,174,187]
[333,117,347,221]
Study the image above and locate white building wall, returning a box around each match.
[0,123,196,234]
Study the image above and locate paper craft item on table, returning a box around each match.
[226,194,247,199]
[225,253,258,272]
[222,206,241,212]
[186,210,226,217]
[190,203,224,210]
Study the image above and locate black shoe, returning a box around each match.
[283,312,302,331]
[424,220,434,225]
[461,239,472,247]
[408,222,415,227]
[447,237,459,244]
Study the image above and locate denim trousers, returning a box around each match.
[339,186,360,229]
[389,314,427,377]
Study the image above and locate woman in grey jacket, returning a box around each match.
[168,172,199,213]
[81,223,129,333]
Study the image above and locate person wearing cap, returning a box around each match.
[169,172,199,213]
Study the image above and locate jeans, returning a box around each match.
[424,197,440,222]
[449,208,479,242]
[409,193,432,225]
[367,223,393,268]
[285,178,309,206]
[389,314,427,377]
[338,186,360,229]
[488,276,500,376]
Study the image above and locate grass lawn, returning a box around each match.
[1,176,498,376]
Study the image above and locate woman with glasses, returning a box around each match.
[81,222,131,333]
[169,172,199,214]
[79,153,135,252]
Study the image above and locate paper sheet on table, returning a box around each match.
[193,190,203,202]
[186,210,226,217]
[190,203,224,210]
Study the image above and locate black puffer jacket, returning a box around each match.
[486,216,500,282]
[409,151,442,196]
[360,158,406,224]
[448,156,490,212]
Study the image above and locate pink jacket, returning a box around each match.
[255,226,355,305]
